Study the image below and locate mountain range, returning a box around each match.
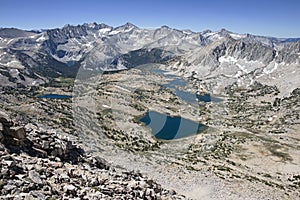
[0,22,299,94]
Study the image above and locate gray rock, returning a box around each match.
[156,193,162,200]
[25,164,34,171]
[51,145,63,157]
[3,184,16,192]
[51,162,63,168]
[24,123,37,132]
[41,141,50,149]
[1,168,9,179]
[89,156,110,170]
[153,184,162,193]
[15,174,26,180]
[3,160,16,167]
[5,126,26,140]
[0,111,13,127]
[63,184,77,196]
[29,191,47,200]
[0,143,5,151]
[0,130,3,142]
[127,180,137,189]
[139,180,148,188]
[63,184,76,192]
[28,170,43,185]
[14,193,31,200]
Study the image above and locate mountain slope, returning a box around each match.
[0,22,299,89]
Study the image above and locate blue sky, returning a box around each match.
[0,0,299,38]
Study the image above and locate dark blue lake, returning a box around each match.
[196,93,223,103]
[38,94,72,99]
[140,111,207,140]
[66,60,78,67]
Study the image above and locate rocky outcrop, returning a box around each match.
[0,111,26,146]
[226,40,276,64]
[0,110,186,199]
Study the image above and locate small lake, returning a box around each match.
[148,67,222,104]
[38,94,72,99]
[140,111,207,140]
[196,93,223,103]
[66,60,78,67]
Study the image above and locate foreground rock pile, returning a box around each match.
[0,111,185,199]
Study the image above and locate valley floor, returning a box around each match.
[1,65,299,199]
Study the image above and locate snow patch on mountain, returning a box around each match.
[263,62,278,74]
[229,33,247,40]
[219,56,237,64]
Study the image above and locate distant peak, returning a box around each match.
[120,22,138,29]
[88,22,98,28]
[220,28,230,33]
[61,22,111,30]
[125,22,136,26]
[202,29,212,34]
[63,24,72,28]
[161,25,170,29]
[218,28,232,37]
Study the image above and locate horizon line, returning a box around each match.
[1,22,300,39]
